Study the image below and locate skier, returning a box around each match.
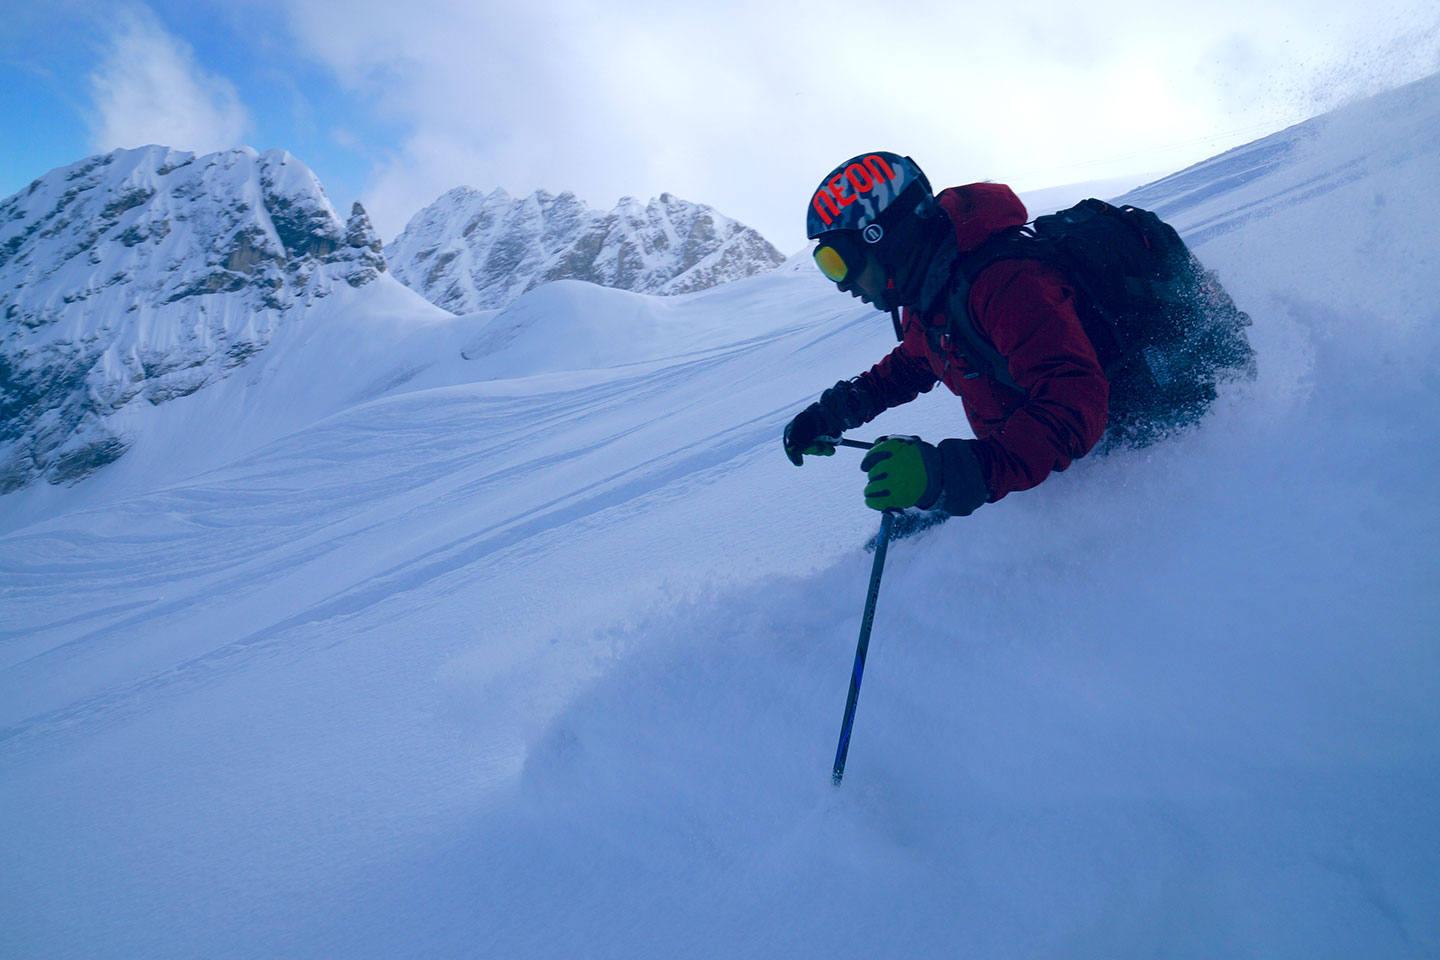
[783,151,1252,519]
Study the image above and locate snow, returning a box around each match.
[3,73,1440,958]
[1017,171,1172,216]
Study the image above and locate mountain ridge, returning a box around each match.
[0,146,791,494]
[0,144,387,492]
[386,184,786,313]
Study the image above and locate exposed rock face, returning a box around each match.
[0,146,387,492]
[387,187,784,313]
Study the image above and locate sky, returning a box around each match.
[2,0,1438,252]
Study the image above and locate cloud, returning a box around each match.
[88,6,250,155]
[271,0,1440,250]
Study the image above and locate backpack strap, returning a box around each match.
[922,229,1031,396]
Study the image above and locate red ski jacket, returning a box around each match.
[852,183,1109,501]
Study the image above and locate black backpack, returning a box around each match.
[923,198,1255,447]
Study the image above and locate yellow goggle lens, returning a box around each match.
[814,244,850,283]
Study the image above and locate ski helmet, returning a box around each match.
[806,152,941,303]
[805,152,934,241]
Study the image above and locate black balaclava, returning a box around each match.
[880,209,953,309]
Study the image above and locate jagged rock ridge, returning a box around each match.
[0,145,386,492]
[387,187,785,313]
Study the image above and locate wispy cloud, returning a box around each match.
[87,6,250,155]
[271,0,1440,249]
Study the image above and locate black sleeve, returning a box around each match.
[935,439,991,516]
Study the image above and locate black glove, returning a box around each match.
[783,379,882,467]
[783,405,838,466]
[817,378,881,429]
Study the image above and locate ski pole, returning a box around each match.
[817,436,874,451]
[832,508,896,786]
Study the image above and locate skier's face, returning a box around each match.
[839,250,887,308]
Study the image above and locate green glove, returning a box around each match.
[860,436,943,511]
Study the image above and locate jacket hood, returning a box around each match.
[936,183,1029,253]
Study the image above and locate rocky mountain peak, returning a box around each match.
[386,186,784,314]
[0,145,387,492]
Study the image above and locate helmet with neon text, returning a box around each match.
[806,152,944,308]
[806,152,933,240]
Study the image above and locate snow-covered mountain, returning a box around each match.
[0,152,786,493]
[0,145,387,492]
[387,186,786,312]
[3,72,1440,959]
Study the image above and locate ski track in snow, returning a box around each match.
[3,74,1440,960]
[0,301,882,754]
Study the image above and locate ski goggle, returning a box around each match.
[812,233,868,284]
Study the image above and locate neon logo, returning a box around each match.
[811,155,898,228]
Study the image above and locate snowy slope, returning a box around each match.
[0,146,390,493]
[387,186,786,312]
[1017,170,1171,216]
[2,74,1440,958]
